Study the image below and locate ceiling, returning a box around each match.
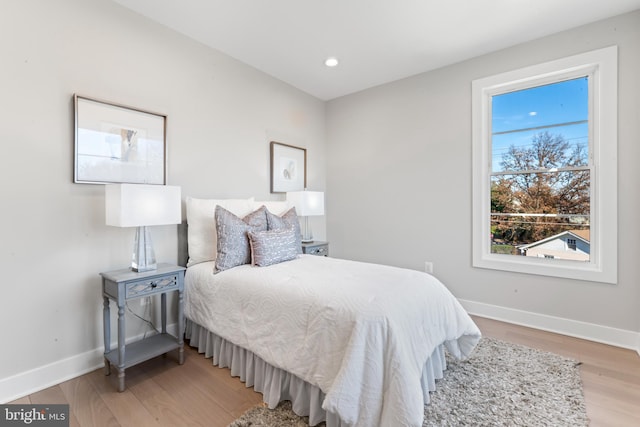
[111,0,640,100]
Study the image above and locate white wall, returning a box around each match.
[0,0,325,401]
[326,11,640,346]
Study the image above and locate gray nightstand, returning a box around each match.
[100,263,186,392]
[302,241,329,256]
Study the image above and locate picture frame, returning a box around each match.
[74,94,167,184]
[270,141,307,193]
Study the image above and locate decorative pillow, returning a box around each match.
[248,228,299,267]
[215,205,267,272]
[185,197,255,267]
[266,207,303,254]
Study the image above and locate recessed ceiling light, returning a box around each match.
[325,57,339,67]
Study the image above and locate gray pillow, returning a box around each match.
[215,205,267,272]
[265,207,302,254]
[248,228,299,267]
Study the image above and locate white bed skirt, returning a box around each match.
[185,319,448,427]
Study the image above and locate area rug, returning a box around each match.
[229,337,588,426]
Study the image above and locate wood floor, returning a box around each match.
[9,316,640,426]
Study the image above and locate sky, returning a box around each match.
[491,77,588,172]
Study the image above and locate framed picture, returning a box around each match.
[74,95,167,184]
[270,141,307,193]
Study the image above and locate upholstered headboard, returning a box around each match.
[177,221,189,268]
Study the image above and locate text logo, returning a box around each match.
[0,405,69,426]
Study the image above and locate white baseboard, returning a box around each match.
[0,348,104,404]
[460,299,640,356]
[0,323,179,404]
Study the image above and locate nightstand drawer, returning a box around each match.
[126,275,179,298]
[306,246,328,256]
[302,241,329,256]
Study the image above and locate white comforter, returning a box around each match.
[185,255,481,427]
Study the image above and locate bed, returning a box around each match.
[182,197,481,427]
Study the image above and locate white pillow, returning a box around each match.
[254,200,291,216]
[186,196,255,267]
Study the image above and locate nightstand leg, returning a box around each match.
[117,304,126,391]
[117,371,125,392]
[160,293,168,359]
[103,296,111,375]
[178,289,184,364]
[161,293,167,334]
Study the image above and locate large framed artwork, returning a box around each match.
[270,141,307,193]
[74,95,167,184]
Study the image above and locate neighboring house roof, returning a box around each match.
[518,229,590,250]
[570,229,590,242]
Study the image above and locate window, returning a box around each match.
[472,47,617,284]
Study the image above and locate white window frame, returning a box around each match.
[472,46,617,284]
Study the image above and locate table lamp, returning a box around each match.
[105,184,181,272]
[286,190,324,242]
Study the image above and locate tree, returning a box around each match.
[491,131,589,244]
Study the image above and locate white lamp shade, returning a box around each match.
[105,184,181,227]
[286,191,325,216]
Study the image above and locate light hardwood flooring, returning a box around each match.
[9,316,640,426]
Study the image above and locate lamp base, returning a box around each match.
[131,265,156,272]
[301,216,314,244]
[131,226,157,272]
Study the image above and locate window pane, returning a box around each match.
[490,171,590,261]
[491,78,588,173]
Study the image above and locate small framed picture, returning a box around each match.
[270,141,307,193]
[74,95,166,184]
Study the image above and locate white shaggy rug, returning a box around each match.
[229,337,588,427]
